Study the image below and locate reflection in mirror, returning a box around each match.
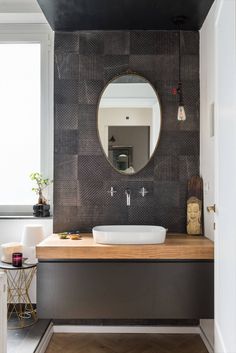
[97,74,161,174]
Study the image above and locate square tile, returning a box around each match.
[79,32,104,55]
[53,206,79,233]
[55,104,78,130]
[54,181,78,206]
[54,130,79,154]
[55,52,80,79]
[182,80,200,110]
[104,32,130,55]
[181,55,199,81]
[76,205,106,232]
[78,155,111,181]
[78,81,104,104]
[103,206,128,225]
[78,178,105,206]
[104,55,129,82]
[54,79,79,104]
[182,31,199,55]
[154,181,181,208]
[79,55,104,81]
[128,204,155,224]
[55,32,79,52]
[179,155,199,181]
[154,156,179,181]
[153,206,186,233]
[130,31,157,54]
[156,31,178,55]
[155,55,178,81]
[54,154,78,180]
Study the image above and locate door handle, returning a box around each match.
[207,204,216,213]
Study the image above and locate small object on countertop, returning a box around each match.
[57,230,81,240]
[12,252,23,267]
[187,176,203,235]
[59,234,69,239]
[69,234,81,240]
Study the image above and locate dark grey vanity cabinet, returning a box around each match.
[37,260,214,320]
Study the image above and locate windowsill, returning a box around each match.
[0,215,53,220]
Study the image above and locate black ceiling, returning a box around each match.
[37,0,215,32]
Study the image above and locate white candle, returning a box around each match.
[1,242,23,264]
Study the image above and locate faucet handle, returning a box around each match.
[108,186,117,197]
[139,187,148,197]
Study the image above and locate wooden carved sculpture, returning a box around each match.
[187,176,203,235]
[187,196,202,235]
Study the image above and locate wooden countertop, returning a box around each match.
[36,233,214,260]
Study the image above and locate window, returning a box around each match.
[0,26,53,215]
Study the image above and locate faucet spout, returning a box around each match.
[125,188,131,206]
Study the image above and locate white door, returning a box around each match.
[199,5,216,346]
[215,0,236,352]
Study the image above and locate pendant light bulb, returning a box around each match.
[173,15,188,122]
[177,105,186,121]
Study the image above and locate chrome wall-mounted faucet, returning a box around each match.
[139,187,148,197]
[108,186,117,197]
[125,188,131,206]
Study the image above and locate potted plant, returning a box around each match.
[30,172,53,217]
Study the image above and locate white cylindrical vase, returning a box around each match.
[21,225,44,264]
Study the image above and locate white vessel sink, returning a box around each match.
[92,225,167,245]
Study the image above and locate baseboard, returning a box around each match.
[34,322,53,353]
[215,321,227,353]
[199,327,214,353]
[53,325,200,334]
[200,319,214,352]
[53,319,199,326]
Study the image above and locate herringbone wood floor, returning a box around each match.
[45,333,208,353]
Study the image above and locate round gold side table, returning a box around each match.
[0,261,37,329]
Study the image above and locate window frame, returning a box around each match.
[0,24,54,216]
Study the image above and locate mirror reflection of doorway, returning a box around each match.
[108,126,149,173]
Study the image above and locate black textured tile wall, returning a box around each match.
[104,32,130,55]
[54,30,199,233]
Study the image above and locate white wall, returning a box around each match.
[199,1,216,349]
[0,218,53,302]
[200,2,216,242]
[214,0,236,352]
[0,0,47,24]
[201,1,236,352]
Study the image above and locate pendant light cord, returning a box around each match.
[179,26,181,83]
[178,24,183,105]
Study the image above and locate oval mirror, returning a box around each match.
[97,73,161,174]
